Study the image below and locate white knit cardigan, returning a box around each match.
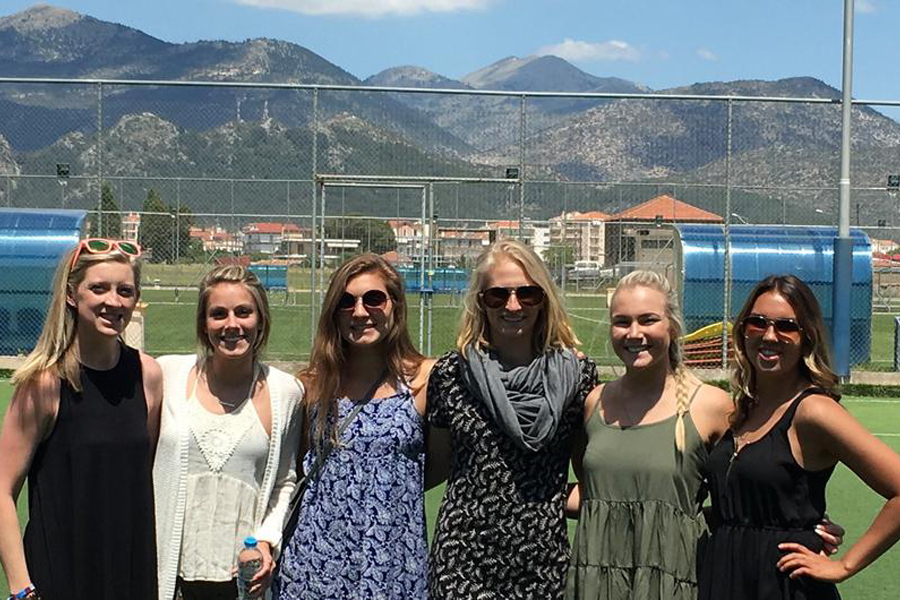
[153,355,304,600]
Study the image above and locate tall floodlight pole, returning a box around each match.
[833,0,854,378]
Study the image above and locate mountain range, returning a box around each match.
[2,4,899,225]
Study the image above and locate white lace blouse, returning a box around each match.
[179,381,270,581]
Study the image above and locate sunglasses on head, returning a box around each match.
[337,289,390,312]
[71,238,142,268]
[479,285,545,309]
[741,314,803,338]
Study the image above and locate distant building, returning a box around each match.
[241,222,302,255]
[437,226,492,264]
[548,211,609,265]
[605,195,722,272]
[189,225,242,253]
[122,212,140,242]
[388,219,429,261]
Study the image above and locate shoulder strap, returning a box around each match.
[289,368,388,503]
[781,386,825,427]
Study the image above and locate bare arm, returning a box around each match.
[777,395,900,582]
[567,385,601,519]
[0,373,58,593]
[139,352,163,460]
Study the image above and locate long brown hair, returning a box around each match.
[730,274,840,429]
[13,244,142,392]
[456,238,578,354]
[302,253,423,447]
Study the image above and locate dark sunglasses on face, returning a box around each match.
[479,285,545,309]
[742,314,803,338]
[337,289,389,312]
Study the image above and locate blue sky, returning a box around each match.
[3,1,898,99]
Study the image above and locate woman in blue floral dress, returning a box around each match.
[273,254,436,600]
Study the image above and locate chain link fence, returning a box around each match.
[1,78,898,369]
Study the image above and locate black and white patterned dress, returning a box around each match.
[426,351,597,600]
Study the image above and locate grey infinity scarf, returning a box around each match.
[461,344,581,452]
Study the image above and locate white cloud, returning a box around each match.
[234,0,492,17]
[696,48,717,61]
[857,0,877,14]
[537,38,641,63]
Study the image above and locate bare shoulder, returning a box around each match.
[689,382,733,444]
[794,392,845,429]
[583,383,604,422]
[13,369,59,408]
[139,352,163,385]
[691,383,732,419]
[8,369,60,432]
[410,357,437,389]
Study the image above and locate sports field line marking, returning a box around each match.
[844,399,900,404]
[874,433,900,437]
[569,313,608,325]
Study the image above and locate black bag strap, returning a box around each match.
[279,369,387,549]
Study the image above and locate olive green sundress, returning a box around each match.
[567,399,708,600]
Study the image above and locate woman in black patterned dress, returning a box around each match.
[426,238,596,599]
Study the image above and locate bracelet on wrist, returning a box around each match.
[8,584,38,600]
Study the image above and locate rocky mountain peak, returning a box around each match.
[0,4,82,33]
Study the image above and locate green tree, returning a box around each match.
[172,203,196,263]
[543,244,575,274]
[90,183,122,238]
[139,188,172,263]
[324,217,397,255]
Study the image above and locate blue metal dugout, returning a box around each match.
[675,224,872,366]
[0,209,86,355]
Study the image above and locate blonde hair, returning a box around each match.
[457,238,579,354]
[611,270,692,453]
[302,253,423,448]
[12,244,142,392]
[195,264,271,365]
[731,274,839,429]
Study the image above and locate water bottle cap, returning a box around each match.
[244,536,258,548]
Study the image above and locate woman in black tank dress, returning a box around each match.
[699,275,900,599]
[0,239,163,600]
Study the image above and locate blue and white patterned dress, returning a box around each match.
[274,387,427,600]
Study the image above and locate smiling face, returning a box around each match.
[67,260,138,338]
[742,290,804,378]
[336,271,393,349]
[204,282,260,361]
[481,256,543,351]
[609,284,672,371]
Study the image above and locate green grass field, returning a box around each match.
[1,381,899,597]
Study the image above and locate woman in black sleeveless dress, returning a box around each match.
[0,239,162,600]
[699,275,900,599]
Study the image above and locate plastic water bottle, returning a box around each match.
[236,536,263,600]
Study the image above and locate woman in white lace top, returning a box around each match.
[152,265,304,600]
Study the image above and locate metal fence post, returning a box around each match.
[96,81,104,236]
[519,94,526,239]
[310,87,319,343]
[894,316,900,372]
[722,98,733,369]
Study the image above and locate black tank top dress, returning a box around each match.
[699,388,841,600]
[22,345,157,600]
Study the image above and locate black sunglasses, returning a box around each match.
[741,314,803,338]
[480,285,545,309]
[337,289,389,312]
